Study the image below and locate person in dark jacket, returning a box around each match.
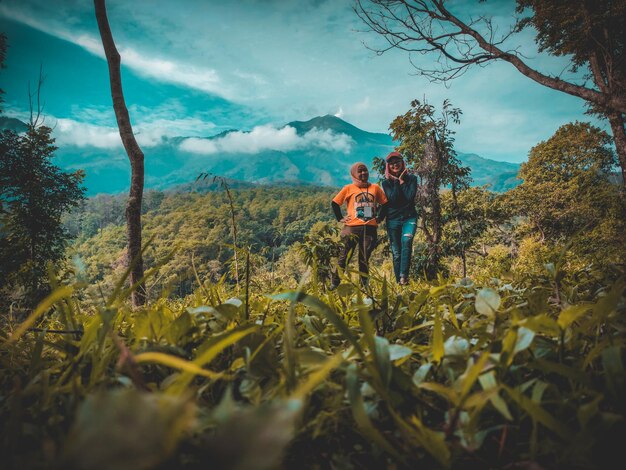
[381,152,418,285]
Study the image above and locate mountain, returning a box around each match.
[0,114,521,195]
[0,116,29,132]
[456,152,521,192]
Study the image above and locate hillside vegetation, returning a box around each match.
[3,167,625,468]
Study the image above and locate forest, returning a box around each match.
[1,1,626,469]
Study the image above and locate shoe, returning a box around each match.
[328,282,339,291]
[399,277,408,286]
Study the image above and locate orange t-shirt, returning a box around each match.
[332,183,388,227]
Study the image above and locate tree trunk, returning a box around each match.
[606,111,626,184]
[424,133,442,280]
[94,0,146,306]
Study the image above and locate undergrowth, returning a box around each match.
[1,259,624,469]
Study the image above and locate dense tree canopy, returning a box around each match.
[0,125,85,305]
[509,122,625,270]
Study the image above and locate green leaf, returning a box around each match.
[135,352,227,380]
[475,288,501,317]
[205,398,301,470]
[419,382,460,406]
[412,363,432,386]
[167,325,257,394]
[358,309,391,386]
[503,385,573,440]
[273,291,364,357]
[432,310,444,363]
[476,288,500,311]
[577,395,603,430]
[518,314,560,336]
[557,304,591,329]
[443,335,469,357]
[459,351,490,399]
[602,345,624,401]
[529,359,591,386]
[407,415,451,468]
[346,364,402,460]
[5,286,74,344]
[479,372,513,421]
[215,297,243,320]
[290,351,345,400]
[388,344,413,362]
[513,327,535,355]
[63,389,194,469]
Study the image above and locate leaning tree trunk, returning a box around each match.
[95,0,145,306]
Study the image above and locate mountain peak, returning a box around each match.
[287,114,370,137]
[0,116,29,133]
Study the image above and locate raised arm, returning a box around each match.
[399,174,417,202]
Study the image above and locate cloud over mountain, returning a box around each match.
[179,125,354,155]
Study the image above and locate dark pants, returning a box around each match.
[386,216,417,282]
[332,225,377,286]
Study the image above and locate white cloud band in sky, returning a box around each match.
[179,125,354,155]
[0,3,236,100]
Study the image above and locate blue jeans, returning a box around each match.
[386,216,417,282]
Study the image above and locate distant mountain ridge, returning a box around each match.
[0,116,29,132]
[1,114,521,195]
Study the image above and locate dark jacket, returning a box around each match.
[381,173,418,221]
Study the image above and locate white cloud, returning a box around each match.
[179,125,354,155]
[49,113,218,149]
[54,119,122,149]
[0,3,236,100]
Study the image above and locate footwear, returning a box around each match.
[399,276,408,286]
[328,282,339,291]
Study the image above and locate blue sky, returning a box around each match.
[0,0,602,163]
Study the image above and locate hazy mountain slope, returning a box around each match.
[1,115,521,195]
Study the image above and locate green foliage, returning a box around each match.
[1,256,624,469]
[68,186,336,300]
[516,0,625,74]
[0,125,85,307]
[440,186,510,277]
[386,99,471,279]
[509,122,626,268]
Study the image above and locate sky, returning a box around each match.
[0,0,603,164]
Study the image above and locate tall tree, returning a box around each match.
[0,125,85,305]
[94,0,146,306]
[1,34,84,305]
[386,99,470,279]
[510,121,623,241]
[355,0,626,183]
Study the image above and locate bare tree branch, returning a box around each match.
[354,0,626,182]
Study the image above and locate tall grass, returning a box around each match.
[1,256,624,469]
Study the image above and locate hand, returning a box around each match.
[399,169,407,182]
[340,215,352,223]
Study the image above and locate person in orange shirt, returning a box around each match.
[330,162,388,289]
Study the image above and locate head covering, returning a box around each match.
[350,162,370,188]
[385,151,406,182]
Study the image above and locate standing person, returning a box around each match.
[381,152,418,286]
[330,162,388,289]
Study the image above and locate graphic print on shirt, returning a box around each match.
[354,191,377,221]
